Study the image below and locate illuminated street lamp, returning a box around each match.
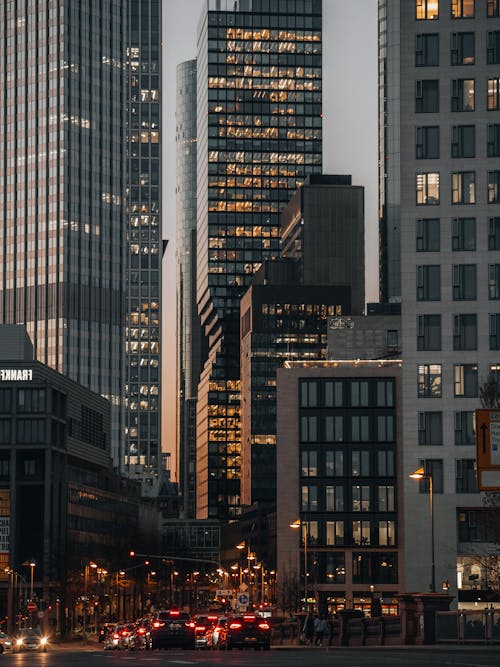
[409,466,435,592]
[29,561,36,600]
[290,519,308,609]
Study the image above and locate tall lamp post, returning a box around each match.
[236,541,255,602]
[290,519,308,610]
[409,466,435,593]
[29,561,36,600]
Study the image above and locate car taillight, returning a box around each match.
[195,626,206,632]
[153,621,164,628]
[121,631,129,637]
[170,611,180,616]
[207,616,218,621]
[258,622,269,630]
[113,633,120,640]
[229,622,242,630]
[138,628,146,635]
[186,622,195,628]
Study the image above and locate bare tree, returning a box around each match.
[276,570,301,615]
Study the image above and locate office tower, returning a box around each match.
[379,1,500,600]
[176,59,203,517]
[195,0,323,519]
[0,1,126,464]
[276,360,402,615]
[124,1,162,483]
[280,175,365,315]
[240,267,351,506]
[240,175,364,507]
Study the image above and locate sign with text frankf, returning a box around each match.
[475,410,500,490]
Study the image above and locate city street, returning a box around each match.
[2,645,500,667]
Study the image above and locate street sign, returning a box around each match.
[27,601,37,612]
[475,410,500,490]
[237,593,249,607]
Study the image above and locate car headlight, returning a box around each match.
[40,637,47,645]
[16,639,23,646]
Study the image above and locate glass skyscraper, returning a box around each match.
[124,0,162,483]
[195,0,323,519]
[176,59,203,517]
[0,0,126,463]
[0,1,162,476]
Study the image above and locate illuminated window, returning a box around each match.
[416,0,439,20]
[452,0,474,17]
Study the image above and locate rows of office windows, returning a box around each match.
[415,78,499,112]
[416,263,500,301]
[416,0,499,20]
[416,362,500,397]
[301,482,395,515]
[417,217,500,251]
[417,312,500,350]
[297,515,396,547]
[418,410,477,446]
[415,125,500,158]
[300,414,395,443]
[300,379,395,409]
[415,30,500,67]
[416,170,500,205]
[301,449,395,478]
[457,508,500,542]
[295,551,397,585]
[415,458,477,494]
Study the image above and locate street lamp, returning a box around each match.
[290,519,308,610]
[29,561,36,600]
[409,465,435,593]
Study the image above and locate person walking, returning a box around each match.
[314,614,328,646]
[302,612,314,645]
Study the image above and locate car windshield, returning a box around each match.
[21,629,41,637]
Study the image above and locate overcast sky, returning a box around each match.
[162,0,379,474]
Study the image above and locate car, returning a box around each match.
[150,609,195,650]
[0,631,13,653]
[210,617,229,649]
[13,627,48,652]
[103,626,120,650]
[194,614,218,649]
[128,619,152,650]
[222,614,270,650]
[98,623,115,643]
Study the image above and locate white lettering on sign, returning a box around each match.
[491,422,500,465]
[0,369,32,381]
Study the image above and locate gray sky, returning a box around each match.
[162,0,379,472]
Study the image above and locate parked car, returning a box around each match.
[150,609,195,650]
[194,614,218,649]
[221,614,270,650]
[210,617,229,649]
[13,627,48,652]
[0,631,13,653]
[128,619,152,650]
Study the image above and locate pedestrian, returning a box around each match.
[302,611,314,645]
[314,614,327,646]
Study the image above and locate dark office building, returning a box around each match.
[0,327,156,633]
[240,263,350,506]
[124,1,162,483]
[176,59,203,517]
[280,175,365,315]
[195,0,323,520]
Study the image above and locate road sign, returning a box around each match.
[475,410,500,490]
[27,601,37,612]
[237,593,249,607]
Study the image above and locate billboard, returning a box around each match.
[475,409,500,491]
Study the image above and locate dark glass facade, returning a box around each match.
[196,0,323,519]
[124,0,162,481]
[0,1,126,464]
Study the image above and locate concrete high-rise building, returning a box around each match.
[379,1,500,602]
[124,0,163,484]
[176,59,203,517]
[195,0,323,519]
[0,1,126,465]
